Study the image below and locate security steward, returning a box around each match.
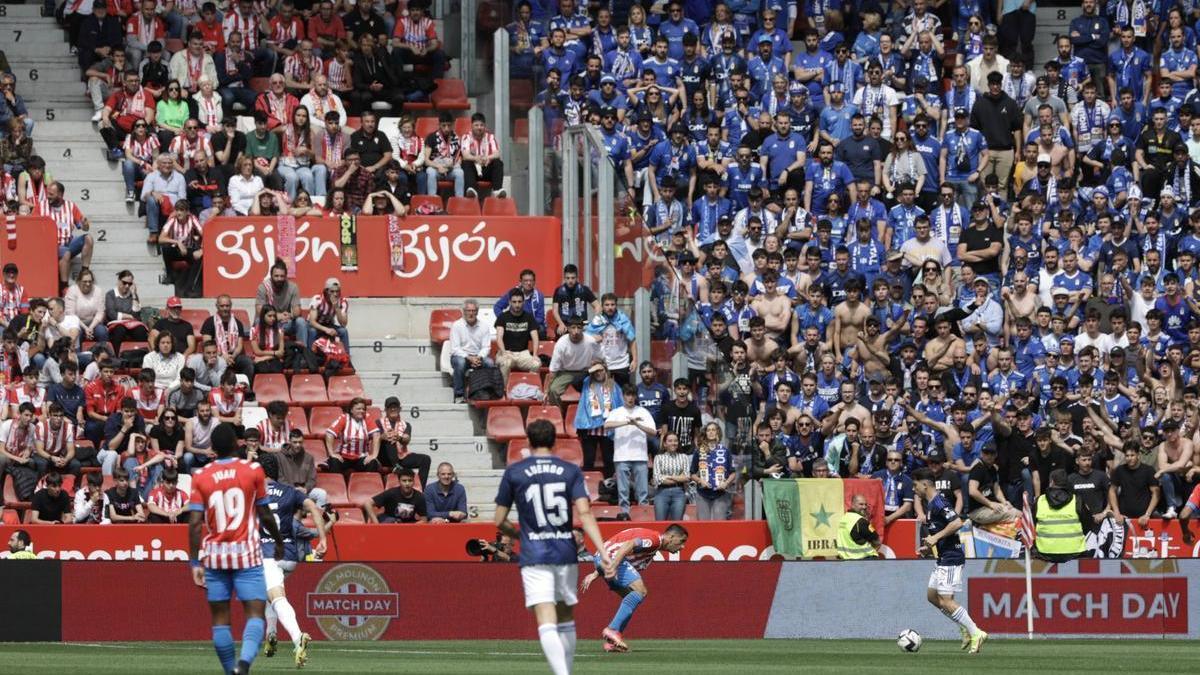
[1033,469,1090,562]
[837,494,881,559]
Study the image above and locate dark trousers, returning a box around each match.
[463,160,504,194]
[161,244,203,297]
[324,455,380,473]
[108,323,148,353]
[382,447,432,487]
[99,125,127,151]
[581,434,615,478]
[390,47,448,77]
[999,10,1037,68]
[348,89,405,116]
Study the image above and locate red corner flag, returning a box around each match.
[1019,493,1036,547]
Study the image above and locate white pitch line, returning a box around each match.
[51,642,600,658]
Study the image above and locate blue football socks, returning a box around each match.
[239,616,266,666]
[610,591,644,632]
[211,625,235,673]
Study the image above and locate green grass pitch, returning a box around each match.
[0,639,1195,674]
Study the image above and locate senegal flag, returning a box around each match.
[764,479,886,558]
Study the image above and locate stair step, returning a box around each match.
[0,5,55,17]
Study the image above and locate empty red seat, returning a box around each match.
[526,405,564,435]
[328,374,366,406]
[505,439,532,465]
[335,506,366,523]
[432,78,470,110]
[316,473,348,504]
[629,504,656,521]
[366,405,382,428]
[650,340,675,373]
[308,406,342,438]
[415,116,439,139]
[513,117,529,141]
[428,308,462,344]
[510,79,533,110]
[482,196,517,216]
[249,77,271,93]
[487,406,525,442]
[347,472,384,504]
[583,471,603,501]
[591,505,623,520]
[286,406,310,437]
[253,374,290,404]
[506,371,543,406]
[304,439,328,465]
[164,38,185,54]
[343,116,362,129]
[410,194,445,214]
[454,116,472,137]
[554,438,583,466]
[563,404,578,438]
[180,309,210,333]
[447,196,482,216]
[232,309,251,327]
[290,374,329,408]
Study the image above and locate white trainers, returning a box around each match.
[494,188,507,199]
[91,110,103,122]
[125,190,135,203]
[1164,506,1178,519]
[465,187,478,199]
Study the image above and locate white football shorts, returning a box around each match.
[263,558,298,590]
[927,564,964,595]
[521,564,579,608]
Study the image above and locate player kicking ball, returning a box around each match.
[912,468,987,653]
[494,420,612,675]
[188,423,285,675]
[581,524,689,653]
[257,453,327,668]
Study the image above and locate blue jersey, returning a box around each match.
[496,455,588,567]
[926,493,965,566]
[260,480,307,562]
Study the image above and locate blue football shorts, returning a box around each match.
[205,565,268,603]
[592,552,641,591]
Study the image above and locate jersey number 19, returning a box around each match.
[208,489,246,533]
[525,482,568,527]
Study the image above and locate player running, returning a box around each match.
[257,453,327,668]
[912,467,988,653]
[494,420,612,675]
[580,524,689,653]
[188,423,284,675]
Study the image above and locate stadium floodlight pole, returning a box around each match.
[492,27,511,172]
[528,106,544,216]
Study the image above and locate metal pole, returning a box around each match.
[593,128,614,295]
[562,129,578,268]
[493,28,511,170]
[582,133,593,290]
[528,106,544,216]
[459,0,478,96]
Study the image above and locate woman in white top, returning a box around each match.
[881,130,927,197]
[142,332,185,391]
[63,269,108,344]
[192,76,224,134]
[227,156,265,215]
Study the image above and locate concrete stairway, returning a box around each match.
[0,4,504,520]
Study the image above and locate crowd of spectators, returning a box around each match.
[484,0,1200,528]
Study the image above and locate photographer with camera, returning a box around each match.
[466,533,515,563]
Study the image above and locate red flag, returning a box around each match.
[1019,493,1036,547]
[844,478,886,536]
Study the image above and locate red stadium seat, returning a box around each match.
[454,116,472,137]
[347,472,385,504]
[316,473,348,504]
[328,374,366,406]
[486,406,525,442]
[164,38,185,54]
[2,479,28,509]
[432,78,470,110]
[505,439,532,465]
[563,404,578,437]
[513,117,529,142]
[410,194,445,214]
[535,342,555,364]
[554,438,583,466]
[366,406,382,428]
[629,505,655,521]
[253,374,290,404]
[506,372,543,405]
[384,473,423,491]
[415,116,439,139]
[428,308,461,344]
[249,77,271,93]
[286,406,310,437]
[560,383,580,405]
[526,405,564,435]
[179,309,210,333]
[583,471,603,501]
[101,475,116,492]
[1,510,18,525]
[447,196,482,216]
[510,79,533,111]
[308,406,342,439]
[591,505,623,520]
[343,116,362,130]
[651,340,675,374]
[120,341,148,354]
[482,196,517,216]
[290,374,329,408]
[334,506,366,523]
[683,503,698,520]
[304,439,328,465]
[232,309,251,328]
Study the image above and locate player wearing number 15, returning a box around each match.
[188,423,285,675]
[494,420,612,675]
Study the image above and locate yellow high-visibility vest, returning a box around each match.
[836,511,878,559]
[1035,494,1086,555]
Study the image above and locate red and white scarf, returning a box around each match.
[213,313,240,355]
[118,87,149,117]
[306,92,340,123]
[196,94,222,128]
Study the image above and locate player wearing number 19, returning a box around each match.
[912,467,987,654]
[494,420,613,675]
[188,423,285,675]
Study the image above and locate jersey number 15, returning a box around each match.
[525,482,569,528]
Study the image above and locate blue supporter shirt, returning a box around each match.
[760,131,805,189]
[942,127,987,181]
[1160,46,1198,98]
[643,56,682,87]
[806,159,854,215]
[724,162,766,210]
[495,455,588,567]
[818,102,857,142]
[648,139,697,187]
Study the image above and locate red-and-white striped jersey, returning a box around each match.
[38,418,75,458]
[0,284,24,323]
[324,58,352,91]
[124,134,162,167]
[209,387,244,416]
[3,419,41,460]
[188,458,269,569]
[393,15,437,49]
[603,528,662,571]
[269,15,305,44]
[256,418,290,450]
[284,52,321,84]
[325,413,378,460]
[126,13,166,45]
[132,384,163,420]
[8,385,45,414]
[168,134,214,172]
[37,199,85,246]
[460,131,498,160]
[222,10,262,50]
[161,214,202,244]
[149,483,188,514]
[394,132,423,164]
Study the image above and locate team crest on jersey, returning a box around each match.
[306,564,398,640]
